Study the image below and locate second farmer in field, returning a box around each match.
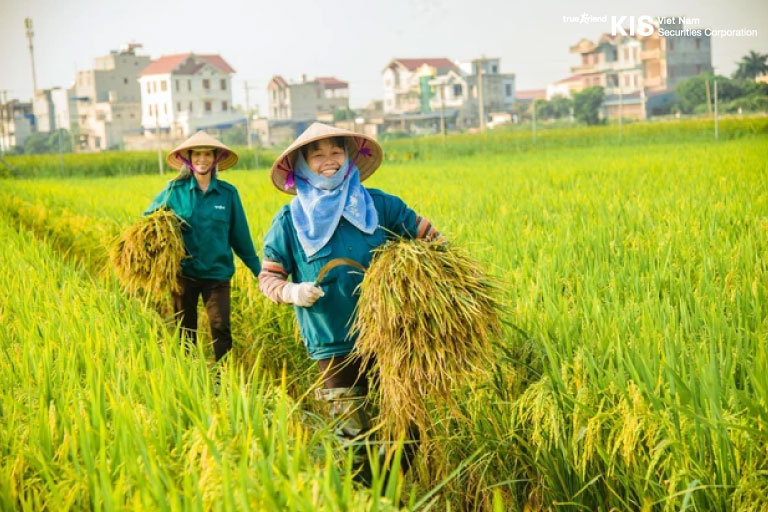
[145,131,261,361]
[258,122,441,482]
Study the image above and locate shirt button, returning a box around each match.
[347,246,353,251]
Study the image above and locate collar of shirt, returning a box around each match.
[187,175,220,194]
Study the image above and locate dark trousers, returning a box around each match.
[317,354,374,391]
[316,354,419,486]
[172,275,232,361]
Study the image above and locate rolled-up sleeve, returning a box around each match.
[379,192,441,241]
[259,210,295,302]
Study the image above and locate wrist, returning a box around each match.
[281,282,298,304]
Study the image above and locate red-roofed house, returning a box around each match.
[514,89,547,104]
[546,74,587,99]
[382,58,460,114]
[267,74,349,120]
[138,53,243,137]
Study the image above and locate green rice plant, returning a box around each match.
[353,239,501,440]
[1,117,767,510]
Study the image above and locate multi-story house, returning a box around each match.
[0,99,34,151]
[267,75,349,120]
[387,57,515,128]
[74,44,150,150]
[138,53,243,138]
[565,22,711,118]
[455,58,516,126]
[570,34,644,96]
[639,19,712,91]
[382,58,460,114]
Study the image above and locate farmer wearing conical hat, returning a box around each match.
[145,131,261,361]
[259,122,441,483]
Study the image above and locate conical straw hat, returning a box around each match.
[270,122,383,195]
[166,131,239,171]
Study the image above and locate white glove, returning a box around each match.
[281,282,325,307]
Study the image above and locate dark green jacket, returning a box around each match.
[263,189,423,360]
[145,175,261,280]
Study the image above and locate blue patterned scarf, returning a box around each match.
[289,150,378,257]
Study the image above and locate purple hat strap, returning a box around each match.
[282,138,371,190]
[177,149,229,175]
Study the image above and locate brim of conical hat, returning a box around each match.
[270,122,383,195]
[166,130,239,171]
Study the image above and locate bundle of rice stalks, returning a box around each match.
[109,209,187,296]
[352,239,502,438]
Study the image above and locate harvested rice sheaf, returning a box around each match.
[109,209,187,296]
[353,239,502,438]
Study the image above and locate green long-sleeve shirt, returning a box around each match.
[145,175,261,280]
[262,189,435,360]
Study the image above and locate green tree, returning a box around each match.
[549,95,573,119]
[220,124,247,146]
[572,86,604,125]
[533,99,552,119]
[733,50,768,80]
[333,107,356,122]
[676,73,765,114]
[23,129,72,154]
[23,133,50,154]
[46,129,72,153]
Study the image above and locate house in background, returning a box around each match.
[382,57,516,132]
[514,89,546,105]
[137,53,244,139]
[455,58,516,127]
[267,75,350,121]
[570,34,644,96]
[639,18,712,92]
[74,44,150,150]
[382,58,460,115]
[0,99,34,151]
[554,19,712,119]
[546,74,586,99]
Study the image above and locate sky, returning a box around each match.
[1,0,766,112]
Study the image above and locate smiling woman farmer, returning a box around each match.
[258,122,441,483]
[145,131,261,361]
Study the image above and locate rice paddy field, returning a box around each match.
[1,117,767,511]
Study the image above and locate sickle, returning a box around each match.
[314,257,366,286]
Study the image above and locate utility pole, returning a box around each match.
[24,18,38,93]
[243,81,260,168]
[439,84,446,141]
[714,79,719,140]
[244,80,252,150]
[618,80,623,142]
[476,57,486,134]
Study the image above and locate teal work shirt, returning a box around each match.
[263,188,423,360]
[145,175,261,280]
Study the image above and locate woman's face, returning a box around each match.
[190,149,215,173]
[305,139,345,177]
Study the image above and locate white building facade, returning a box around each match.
[138,53,243,137]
